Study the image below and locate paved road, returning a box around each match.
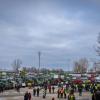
[0,88,92,100]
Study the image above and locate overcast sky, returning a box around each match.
[0,0,100,70]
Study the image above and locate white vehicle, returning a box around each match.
[22,82,26,87]
[95,76,100,83]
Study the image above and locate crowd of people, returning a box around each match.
[23,82,100,100]
[56,83,100,100]
[1,81,100,100]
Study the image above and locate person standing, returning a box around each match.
[92,87,100,100]
[33,88,36,96]
[43,88,46,98]
[24,91,29,100]
[0,86,1,93]
[60,87,64,98]
[57,88,60,98]
[68,89,75,100]
[52,86,55,93]
[0,84,4,93]
[28,92,31,100]
[48,85,51,94]
[92,89,96,100]
[37,87,40,97]
[64,88,67,99]
[78,84,83,96]
[16,84,20,92]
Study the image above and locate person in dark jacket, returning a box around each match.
[24,91,29,100]
[48,85,51,94]
[52,86,55,93]
[37,87,40,97]
[0,85,4,93]
[33,88,36,96]
[78,84,83,96]
[92,87,100,100]
[28,92,31,100]
[92,89,96,100]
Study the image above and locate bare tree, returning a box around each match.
[12,59,22,73]
[74,61,81,73]
[74,58,88,73]
[96,33,100,55]
[95,33,100,73]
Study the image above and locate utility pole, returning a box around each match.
[38,51,41,76]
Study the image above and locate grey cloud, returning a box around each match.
[0,0,100,70]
